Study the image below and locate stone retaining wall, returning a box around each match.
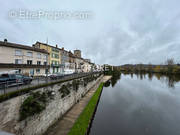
[0,74,103,135]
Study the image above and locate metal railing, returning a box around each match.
[0,71,102,95]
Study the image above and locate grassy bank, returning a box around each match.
[68,83,104,135]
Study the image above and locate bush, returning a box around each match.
[19,91,52,121]
[72,80,80,91]
[59,85,70,98]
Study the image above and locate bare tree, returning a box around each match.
[165,58,175,73]
[165,58,175,65]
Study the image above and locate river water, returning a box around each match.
[89,73,180,135]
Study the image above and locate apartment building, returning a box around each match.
[0,39,49,76]
[59,47,70,74]
[33,42,60,74]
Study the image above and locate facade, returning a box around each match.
[74,57,84,73]
[74,50,81,58]
[0,39,98,76]
[33,42,60,74]
[68,51,75,74]
[0,39,49,76]
[84,59,91,63]
[96,64,103,71]
[82,60,91,72]
[59,48,70,74]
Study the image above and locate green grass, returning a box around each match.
[68,83,104,135]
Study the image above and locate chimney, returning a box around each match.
[4,39,7,43]
[62,47,64,50]
[56,44,58,48]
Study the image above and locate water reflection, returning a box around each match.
[104,80,111,87]
[89,73,180,135]
[109,72,180,88]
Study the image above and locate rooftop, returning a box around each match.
[0,40,49,54]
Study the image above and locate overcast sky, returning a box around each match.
[1,0,180,65]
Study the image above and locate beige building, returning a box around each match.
[0,39,49,76]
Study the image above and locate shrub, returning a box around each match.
[19,91,52,121]
[72,80,80,91]
[59,85,70,98]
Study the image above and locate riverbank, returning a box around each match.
[68,83,104,135]
[45,76,111,135]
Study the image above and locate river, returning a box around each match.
[89,73,180,135]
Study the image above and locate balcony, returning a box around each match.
[51,63,60,67]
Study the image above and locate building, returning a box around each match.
[74,57,82,73]
[73,50,84,73]
[96,64,103,71]
[84,59,91,63]
[59,47,70,74]
[82,59,91,72]
[0,39,49,76]
[74,50,81,58]
[68,51,75,73]
[33,42,60,74]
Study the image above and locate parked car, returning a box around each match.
[50,73,64,80]
[0,73,32,89]
[15,74,32,84]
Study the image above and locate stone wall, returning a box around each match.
[0,74,103,135]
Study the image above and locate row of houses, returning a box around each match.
[0,39,103,76]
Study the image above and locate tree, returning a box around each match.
[165,58,175,74]
[165,58,175,65]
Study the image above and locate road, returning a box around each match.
[0,72,101,95]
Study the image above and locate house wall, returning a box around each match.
[0,46,48,65]
[0,45,48,76]
[34,43,60,74]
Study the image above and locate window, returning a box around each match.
[27,52,33,57]
[52,48,59,53]
[37,61,41,65]
[51,60,59,65]
[15,59,22,64]
[37,53,41,59]
[51,53,59,58]
[55,54,59,58]
[36,69,40,73]
[27,60,32,65]
[43,54,47,59]
[44,62,47,65]
[15,50,23,56]
[15,69,21,74]
[45,69,48,74]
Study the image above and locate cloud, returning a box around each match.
[0,0,180,65]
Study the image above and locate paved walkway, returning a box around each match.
[45,75,111,135]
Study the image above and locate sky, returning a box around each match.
[1,0,180,65]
